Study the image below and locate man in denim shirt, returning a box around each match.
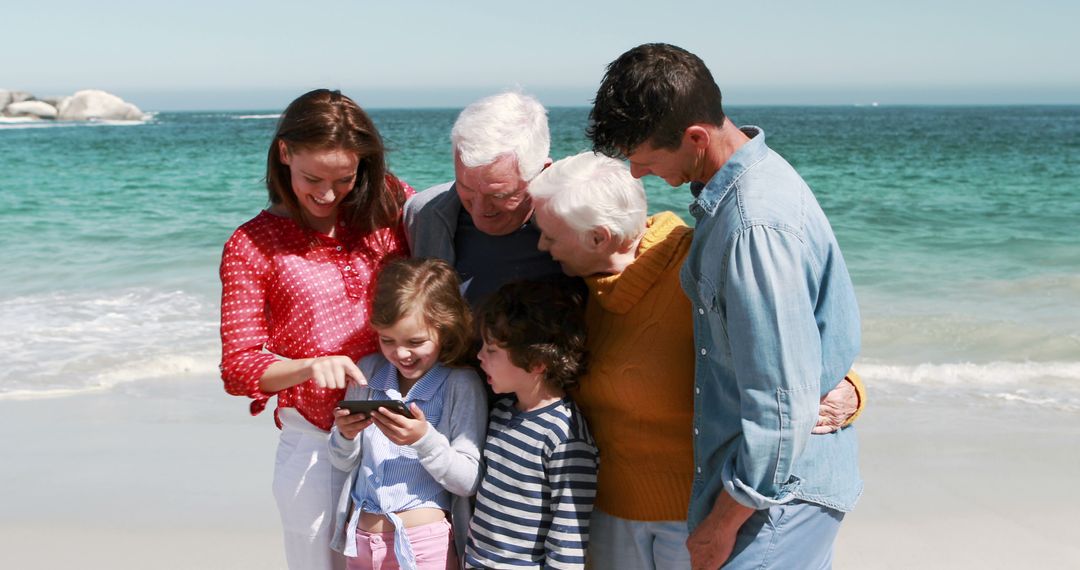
[587,43,862,569]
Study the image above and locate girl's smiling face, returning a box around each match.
[375,310,441,382]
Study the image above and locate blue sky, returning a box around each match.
[4,0,1079,110]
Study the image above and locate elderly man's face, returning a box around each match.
[533,205,606,277]
[454,153,533,236]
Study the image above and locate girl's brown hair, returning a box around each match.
[370,258,474,366]
[266,89,405,234]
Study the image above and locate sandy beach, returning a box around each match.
[836,397,1080,568]
[0,378,285,569]
[2,375,1078,570]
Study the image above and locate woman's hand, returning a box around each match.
[308,356,366,390]
[258,355,367,393]
[372,403,428,446]
[813,377,858,434]
[333,407,374,440]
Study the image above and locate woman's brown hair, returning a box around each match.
[266,89,405,234]
[370,258,474,367]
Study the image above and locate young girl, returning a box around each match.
[328,257,488,570]
[466,280,599,569]
[219,89,412,570]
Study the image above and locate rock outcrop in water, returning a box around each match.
[0,89,147,121]
[6,100,58,119]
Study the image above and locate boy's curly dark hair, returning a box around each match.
[476,279,588,390]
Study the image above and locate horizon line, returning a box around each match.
[144,102,1080,112]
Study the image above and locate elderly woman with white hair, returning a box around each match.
[527,152,865,570]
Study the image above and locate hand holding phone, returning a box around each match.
[333,406,374,440]
[370,401,427,446]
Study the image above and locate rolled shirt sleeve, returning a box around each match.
[218,231,279,411]
[720,225,823,509]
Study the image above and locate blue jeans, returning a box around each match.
[588,508,691,570]
[723,501,844,569]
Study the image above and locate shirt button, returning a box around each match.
[698,308,705,315]
[700,348,707,356]
[694,428,699,435]
[697,466,702,474]
[695,387,700,395]
[335,246,342,251]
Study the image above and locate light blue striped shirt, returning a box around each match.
[349,362,451,567]
[465,396,598,569]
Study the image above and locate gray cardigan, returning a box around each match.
[327,353,488,564]
[403,181,460,263]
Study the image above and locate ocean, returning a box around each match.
[2,106,1078,411]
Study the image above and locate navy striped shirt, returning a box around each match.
[465,396,598,569]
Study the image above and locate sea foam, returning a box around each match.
[855,359,1080,412]
[0,288,218,400]
[0,116,154,130]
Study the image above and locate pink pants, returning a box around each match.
[347,519,457,570]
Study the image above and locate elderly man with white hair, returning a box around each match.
[404,91,565,306]
[527,151,865,570]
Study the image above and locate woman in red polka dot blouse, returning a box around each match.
[219,89,413,570]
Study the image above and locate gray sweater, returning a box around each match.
[327,353,488,564]
[403,180,460,263]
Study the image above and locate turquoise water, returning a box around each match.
[2,106,1079,409]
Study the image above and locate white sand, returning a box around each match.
[0,379,284,569]
[2,378,1079,569]
[836,398,1080,568]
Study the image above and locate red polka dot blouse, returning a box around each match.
[218,182,413,431]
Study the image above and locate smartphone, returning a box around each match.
[336,399,414,419]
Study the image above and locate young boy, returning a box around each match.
[465,281,598,569]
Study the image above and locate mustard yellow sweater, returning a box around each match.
[573,212,696,521]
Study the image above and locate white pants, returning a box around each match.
[273,408,346,570]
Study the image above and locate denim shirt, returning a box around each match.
[680,126,863,529]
